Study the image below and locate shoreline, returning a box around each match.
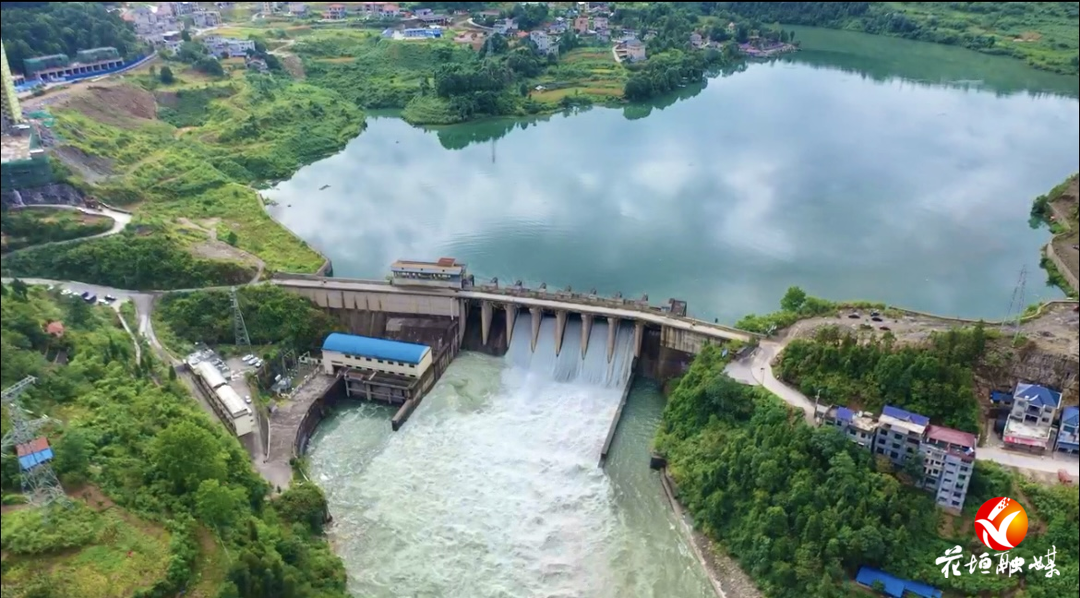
[659,469,763,598]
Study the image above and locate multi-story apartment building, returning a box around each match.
[818,405,878,448]
[874,405,929,465]
[921,425,976,513]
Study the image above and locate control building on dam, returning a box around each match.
[273,259,759,379]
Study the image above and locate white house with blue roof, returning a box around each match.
[1057,406,1079,454]
[1004,382,1062,452]
[321,332,432,379]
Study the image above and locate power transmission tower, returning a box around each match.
[1,376,68,508]
[231,287,251,347]
[1002,265,1027,342]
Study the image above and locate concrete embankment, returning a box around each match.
[660,470,764,598]
[599,358,637,466]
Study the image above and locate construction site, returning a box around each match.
[1,42,56,192]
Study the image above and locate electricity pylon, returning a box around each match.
[1,376,68,507]
[231,287,251,347]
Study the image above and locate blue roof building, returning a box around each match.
[989,390,1013,405]
[881,405,931,427]
[321,333,432,379]
[855,567,942,598]
[1057,406,1079,454]
[1013,382,1062,408]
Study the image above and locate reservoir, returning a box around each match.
[267,28,1079,325]
[285,28,1079,598]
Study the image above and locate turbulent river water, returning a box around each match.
[308,317,714,597]
[290,26,1080,598]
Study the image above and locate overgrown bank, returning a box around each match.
[725,2,1080,75]
[655,344,1078,598]
[0,284,348,598]
[1031,173,1080,297]
[14,71,363,283]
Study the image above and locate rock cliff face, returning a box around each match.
[978,342,1079,405]
[0,183,84,208]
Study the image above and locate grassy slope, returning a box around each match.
[886,2,1079,75]
[1,209,113,253]
[2,498,176,598]
[45,62,365,276]
[295,28,626,124]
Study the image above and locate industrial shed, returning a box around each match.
[321,333,432,379]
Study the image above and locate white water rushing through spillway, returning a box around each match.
[307,314,712,598]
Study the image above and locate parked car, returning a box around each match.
[879,326,891,331]
[244,395,252,404]
[847,313,861,319]
[80,291,91,300]
[104,294,117,302]
[871,316,883,322]
[85,294,97,303]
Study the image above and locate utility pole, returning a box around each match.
[1002,265,1027,343]
[1,376,68,508]
[231,287,251,347]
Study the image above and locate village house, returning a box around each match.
[261,2,279,14]
[191,10,221,29]
[324,3,347,20]
[817,405,878,448]
[689,32,704,49]
[246,57,269,72]
[358,2,400,18]
[288,3,307,16]
[592,16,608,30]
[494,19,517,35]
[530,30,557,55]
[45,321,65,338]
[548,18,568,34]
[574,15,590,34]
[203,35,256,58]
[623,38,646,62]
[1055,406,1078,454]
[1003,382,1062,453]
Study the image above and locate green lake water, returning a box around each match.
[289,27,1079,598]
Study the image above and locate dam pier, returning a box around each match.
[271,259,759,472]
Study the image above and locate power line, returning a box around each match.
[1,376,68,508]
[1002,265,1027,343]
[231,287,251,347]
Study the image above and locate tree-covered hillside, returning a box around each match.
[0,3,141,73]
[655,344,1078,598]
[722,2,1080,74]
[0,283,348,598]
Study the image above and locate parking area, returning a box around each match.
[58,286,119,306]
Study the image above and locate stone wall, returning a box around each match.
[0,182,83,208]
[1045,241,1079,294]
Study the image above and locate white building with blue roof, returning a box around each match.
[1004,382,1062,452]
[321,332,432,379]
[1057,406,1079,454]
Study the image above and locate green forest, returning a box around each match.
[1,209,112,253]
[0,284,348,598]
[777,324,988,432]
[0,2,142,72]
[655,344,1078,598]
[155,286,335,354]
[1,228,256,291]
[722,2,1080,74]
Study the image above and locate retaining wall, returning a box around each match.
[1045,241,1079,294]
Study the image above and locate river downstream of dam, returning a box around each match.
[307,316,716,597]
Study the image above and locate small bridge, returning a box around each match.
[272,274,759,361]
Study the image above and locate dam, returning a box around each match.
[306,310,716,598]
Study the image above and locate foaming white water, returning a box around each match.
[310,315,687,598]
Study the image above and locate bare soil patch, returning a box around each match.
[54,145,114,183]
[59,84,158,127]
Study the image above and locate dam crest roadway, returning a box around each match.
[270,272,760,362]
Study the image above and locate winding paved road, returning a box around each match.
[724,335,1080,477]
[7,277,1077,479]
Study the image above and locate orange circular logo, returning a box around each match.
[974,497,1028,551]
